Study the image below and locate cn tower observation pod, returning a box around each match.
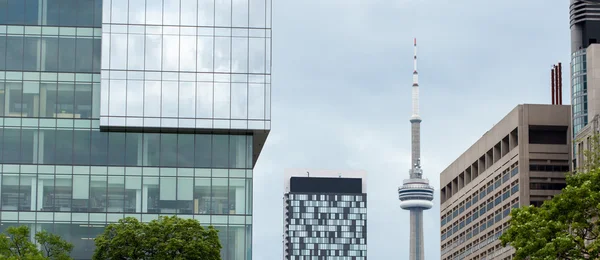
[398,178,434,210]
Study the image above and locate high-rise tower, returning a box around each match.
[398,39,434,260]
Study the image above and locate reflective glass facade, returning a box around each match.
[0,0,271,259]
[572,49,588,137]
[100,0,271,130]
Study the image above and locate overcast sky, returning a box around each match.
[252,1,570,259]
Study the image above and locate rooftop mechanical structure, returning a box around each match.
[398,39,434,260]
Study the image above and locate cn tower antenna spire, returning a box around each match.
[412,38,420,120]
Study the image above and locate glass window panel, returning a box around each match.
[0,36,6,71]
[2,175,20,210]
[23,37,39,71]
[74,84,93,118]
[126,80,144,117]
[196,82,213,119]
[55,129,73,165]
[162,35,180,72]
[22,82,40,117]
[21,129,35,164]
[72,175,89,212]
[249,0,266,28]
[143,176,159,213]
[108,132,126,166]
[215,0,231,26]
[73,130,91,165]
[93,38,101,72]
[193,177,210,214]
[76,38,94,73]
[90,131,108,165]
[6,36,24,71]
[179,82,196,118]
[109,33,127,70]
[231,83,248,119]
[39,175,55,211]
[77,0,95,27]
[198,0,215,26]
[160,134,177,167]
[161,81,178,117]
[90,176,107,212]
[24,0,40,25]
[211,178,228,214]
[195,134,211,168]
[127,34,145,71]
[41,129,56,164]
[213,135,229,168]
[232,37,248,73]
[125,133,140,166]
[180,36,197,72]
[40,83,57,117]
[58,37,76,72]
[159,177,176,201]
[229,135,246,169]
[55,175,73,211]
[59,0,77,26]
[125,176,141,213]
[6,0,25,25]
[0,1,6,24]
[178,134,195,167]
[110,0,128,24]
[197,36,214,72]
[143,133,160,167]
[128,0,145,24]
[108,80,126,116]
[181,0,198,26]
[214,37,231,72]
[230,179,245,214]
[214,83,230,119]
[143,81,161,117]
[145,35,162,71]
[43,37,59,72]
[45,0,59,25]
[249,37,266,73]
[107,176,125,212]
[56,83,74,118]
[232,0,249,27]
[0,83,5,115]
[177,177,193,213]
[163,0,180,25]
[248,83,264,120]
[18,175,32,211]
[2,128,20,163]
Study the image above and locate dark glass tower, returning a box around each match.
[284,170,367,260]
[0,0,271,259]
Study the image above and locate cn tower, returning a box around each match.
[398,38,434,260]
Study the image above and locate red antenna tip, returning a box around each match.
[414,38,417,45]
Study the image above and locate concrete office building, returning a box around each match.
[0,0,271,259]
[570,0,600,167]
[283,169,368,260]
[439,104,571,260]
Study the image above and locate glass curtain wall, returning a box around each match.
[0,0,270,259]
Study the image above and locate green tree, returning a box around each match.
[93,216,222,260]
[0,225,73,260]
[500,134,600,259]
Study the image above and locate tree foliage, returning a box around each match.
[93,216,222,260]
[500,134,600,259]
[0,225,73,260]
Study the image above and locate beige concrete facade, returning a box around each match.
[439,104,571,260]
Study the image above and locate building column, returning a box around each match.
[37,179,44,211]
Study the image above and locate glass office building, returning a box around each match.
[0,0,271,259]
